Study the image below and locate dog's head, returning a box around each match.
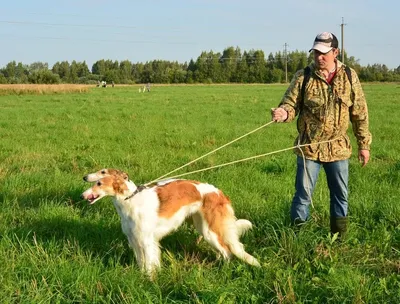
[81,175,129,205]
[83,168,129,182]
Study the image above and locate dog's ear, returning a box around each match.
[110,169,129,180]
[112,178,126,194]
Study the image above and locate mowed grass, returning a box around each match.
[0,84,399,303]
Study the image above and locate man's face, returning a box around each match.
[313,49,338,69]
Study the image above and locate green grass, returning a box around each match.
[0,84,399,303]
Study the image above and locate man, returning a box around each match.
[271,32,372,237]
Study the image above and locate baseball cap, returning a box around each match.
[309,32,339,53]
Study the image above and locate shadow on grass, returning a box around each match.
[1,185,85,209]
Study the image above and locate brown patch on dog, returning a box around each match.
[112,178,128,194]
[103,168,129,180]
[156,180,202,218]
[202,191,232,252]
[94,176,128,195]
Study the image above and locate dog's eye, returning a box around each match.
[101,170,106,174]
[97,181,101,186]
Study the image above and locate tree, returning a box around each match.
[28,70,60,84]
[0,72,7,84]
[68,61,80,83]
[76,61,90,78]
[28,62,49,72]
[16,62,29,83]
[52,61,70,82]
[119,60,133,83]
[3,61,17,82]
[92,60,107,76]
[220,46,240,82]
[246,50,266,83]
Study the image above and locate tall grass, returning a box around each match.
[0,84,399,303]
[0,84,89,95]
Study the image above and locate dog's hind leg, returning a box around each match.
[201,194,260,267]
[191,213,204,244]
[221,219,260,267]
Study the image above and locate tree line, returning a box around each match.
[1,47,399,84]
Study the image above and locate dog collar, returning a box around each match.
[125,185,147,200]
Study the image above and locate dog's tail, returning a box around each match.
[235,219,253,237]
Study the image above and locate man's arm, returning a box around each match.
[349,70,372,162]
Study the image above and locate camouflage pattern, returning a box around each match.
[278,60,372,162]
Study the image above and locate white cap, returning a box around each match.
[309,32,339,53]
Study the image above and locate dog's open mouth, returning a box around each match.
[86,193,99,204]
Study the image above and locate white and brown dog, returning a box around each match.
[81,168,260,277]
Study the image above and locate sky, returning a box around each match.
[1,0,399,70]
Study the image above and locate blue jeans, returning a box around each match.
[291,156,349,223]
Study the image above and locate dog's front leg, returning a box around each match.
[127,235,146,272]
[142,235,161,279]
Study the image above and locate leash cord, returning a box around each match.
[145,138,337,185]
[145,121,275,185]
[297,139,314,208]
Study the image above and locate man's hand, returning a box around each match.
[359,149,370,167]
[271,107,288,122]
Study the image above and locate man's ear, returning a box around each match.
[333,48,340,57]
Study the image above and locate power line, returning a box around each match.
[0,34,198,45]
[0,19,195,33]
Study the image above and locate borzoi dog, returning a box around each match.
[81,168,260,278]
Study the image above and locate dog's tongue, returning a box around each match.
[87,194,96,201]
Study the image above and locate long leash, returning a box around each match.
[297,138,314,208]
[144,118,337,186]
[145,121,275,185]
[145,139,336,183]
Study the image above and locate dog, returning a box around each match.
[81,168,260,278]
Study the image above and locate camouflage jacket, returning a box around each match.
[278,60,372,162]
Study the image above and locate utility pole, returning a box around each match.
[284,43,288,83]
[340,17,346,63]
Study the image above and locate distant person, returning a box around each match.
[146,82,151,92]
[97,80,100,87]
[112,81,115,88]
[271,32,372,237]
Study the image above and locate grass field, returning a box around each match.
[0,83,399,303]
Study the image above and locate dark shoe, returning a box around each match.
[292,217,306,226]
[330,216,348,238]
[291,217,306,233]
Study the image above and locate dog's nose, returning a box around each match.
[80,194,85,200]
[83,176,88,182]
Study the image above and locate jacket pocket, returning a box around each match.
[305,96,325,118]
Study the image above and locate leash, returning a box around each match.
[145,136,338,184]
[140,118,338,213]
[144,121,275,186]
[297,138,314,208]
